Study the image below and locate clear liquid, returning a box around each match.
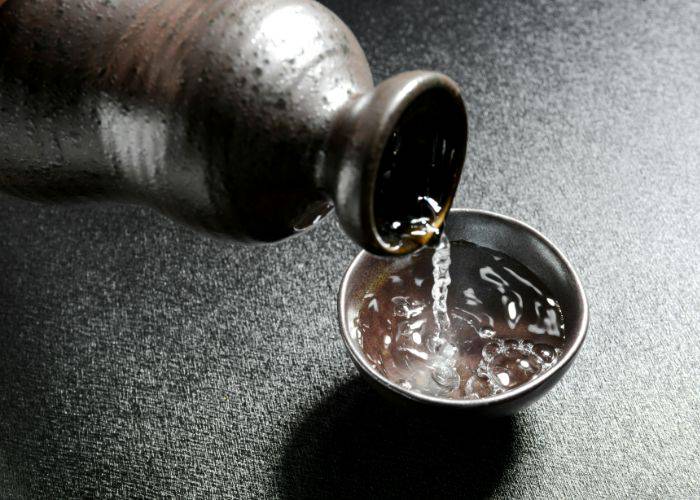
[379,195,445,253]
[353,237,566,400]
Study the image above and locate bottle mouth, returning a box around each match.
[372,84,467,254]
[325,71,468,256]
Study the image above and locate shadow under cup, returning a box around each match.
[338,209,588,417]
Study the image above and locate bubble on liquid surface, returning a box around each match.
[487,352,542,389]
[431,361,460,391]
[396,317,426,338]
[533,343,558,365]
[398,379,412,390]
[465,374,493,399]
[392,296,425,319]
[353,240,566,400]
[482,342,500,362]
[478,327,496,339]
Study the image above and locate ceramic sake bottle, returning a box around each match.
[0,0,467,254]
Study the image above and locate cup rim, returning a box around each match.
[337,208,589,408]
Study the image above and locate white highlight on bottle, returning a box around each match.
[98,97,168,186]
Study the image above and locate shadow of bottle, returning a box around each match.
[279,377,519,499]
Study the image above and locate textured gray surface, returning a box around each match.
[1,0,699,497]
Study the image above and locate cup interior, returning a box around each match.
[338,209,588,411]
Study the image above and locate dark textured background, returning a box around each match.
[1,0,699,497]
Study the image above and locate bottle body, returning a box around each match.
[0,0,467,254]
[0,0,373,241]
